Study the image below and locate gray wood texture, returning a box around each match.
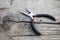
[0,0,60,40]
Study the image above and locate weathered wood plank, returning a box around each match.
[0,0,60,40]
[12,35,60,40]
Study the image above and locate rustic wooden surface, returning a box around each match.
[0,0,60,40]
